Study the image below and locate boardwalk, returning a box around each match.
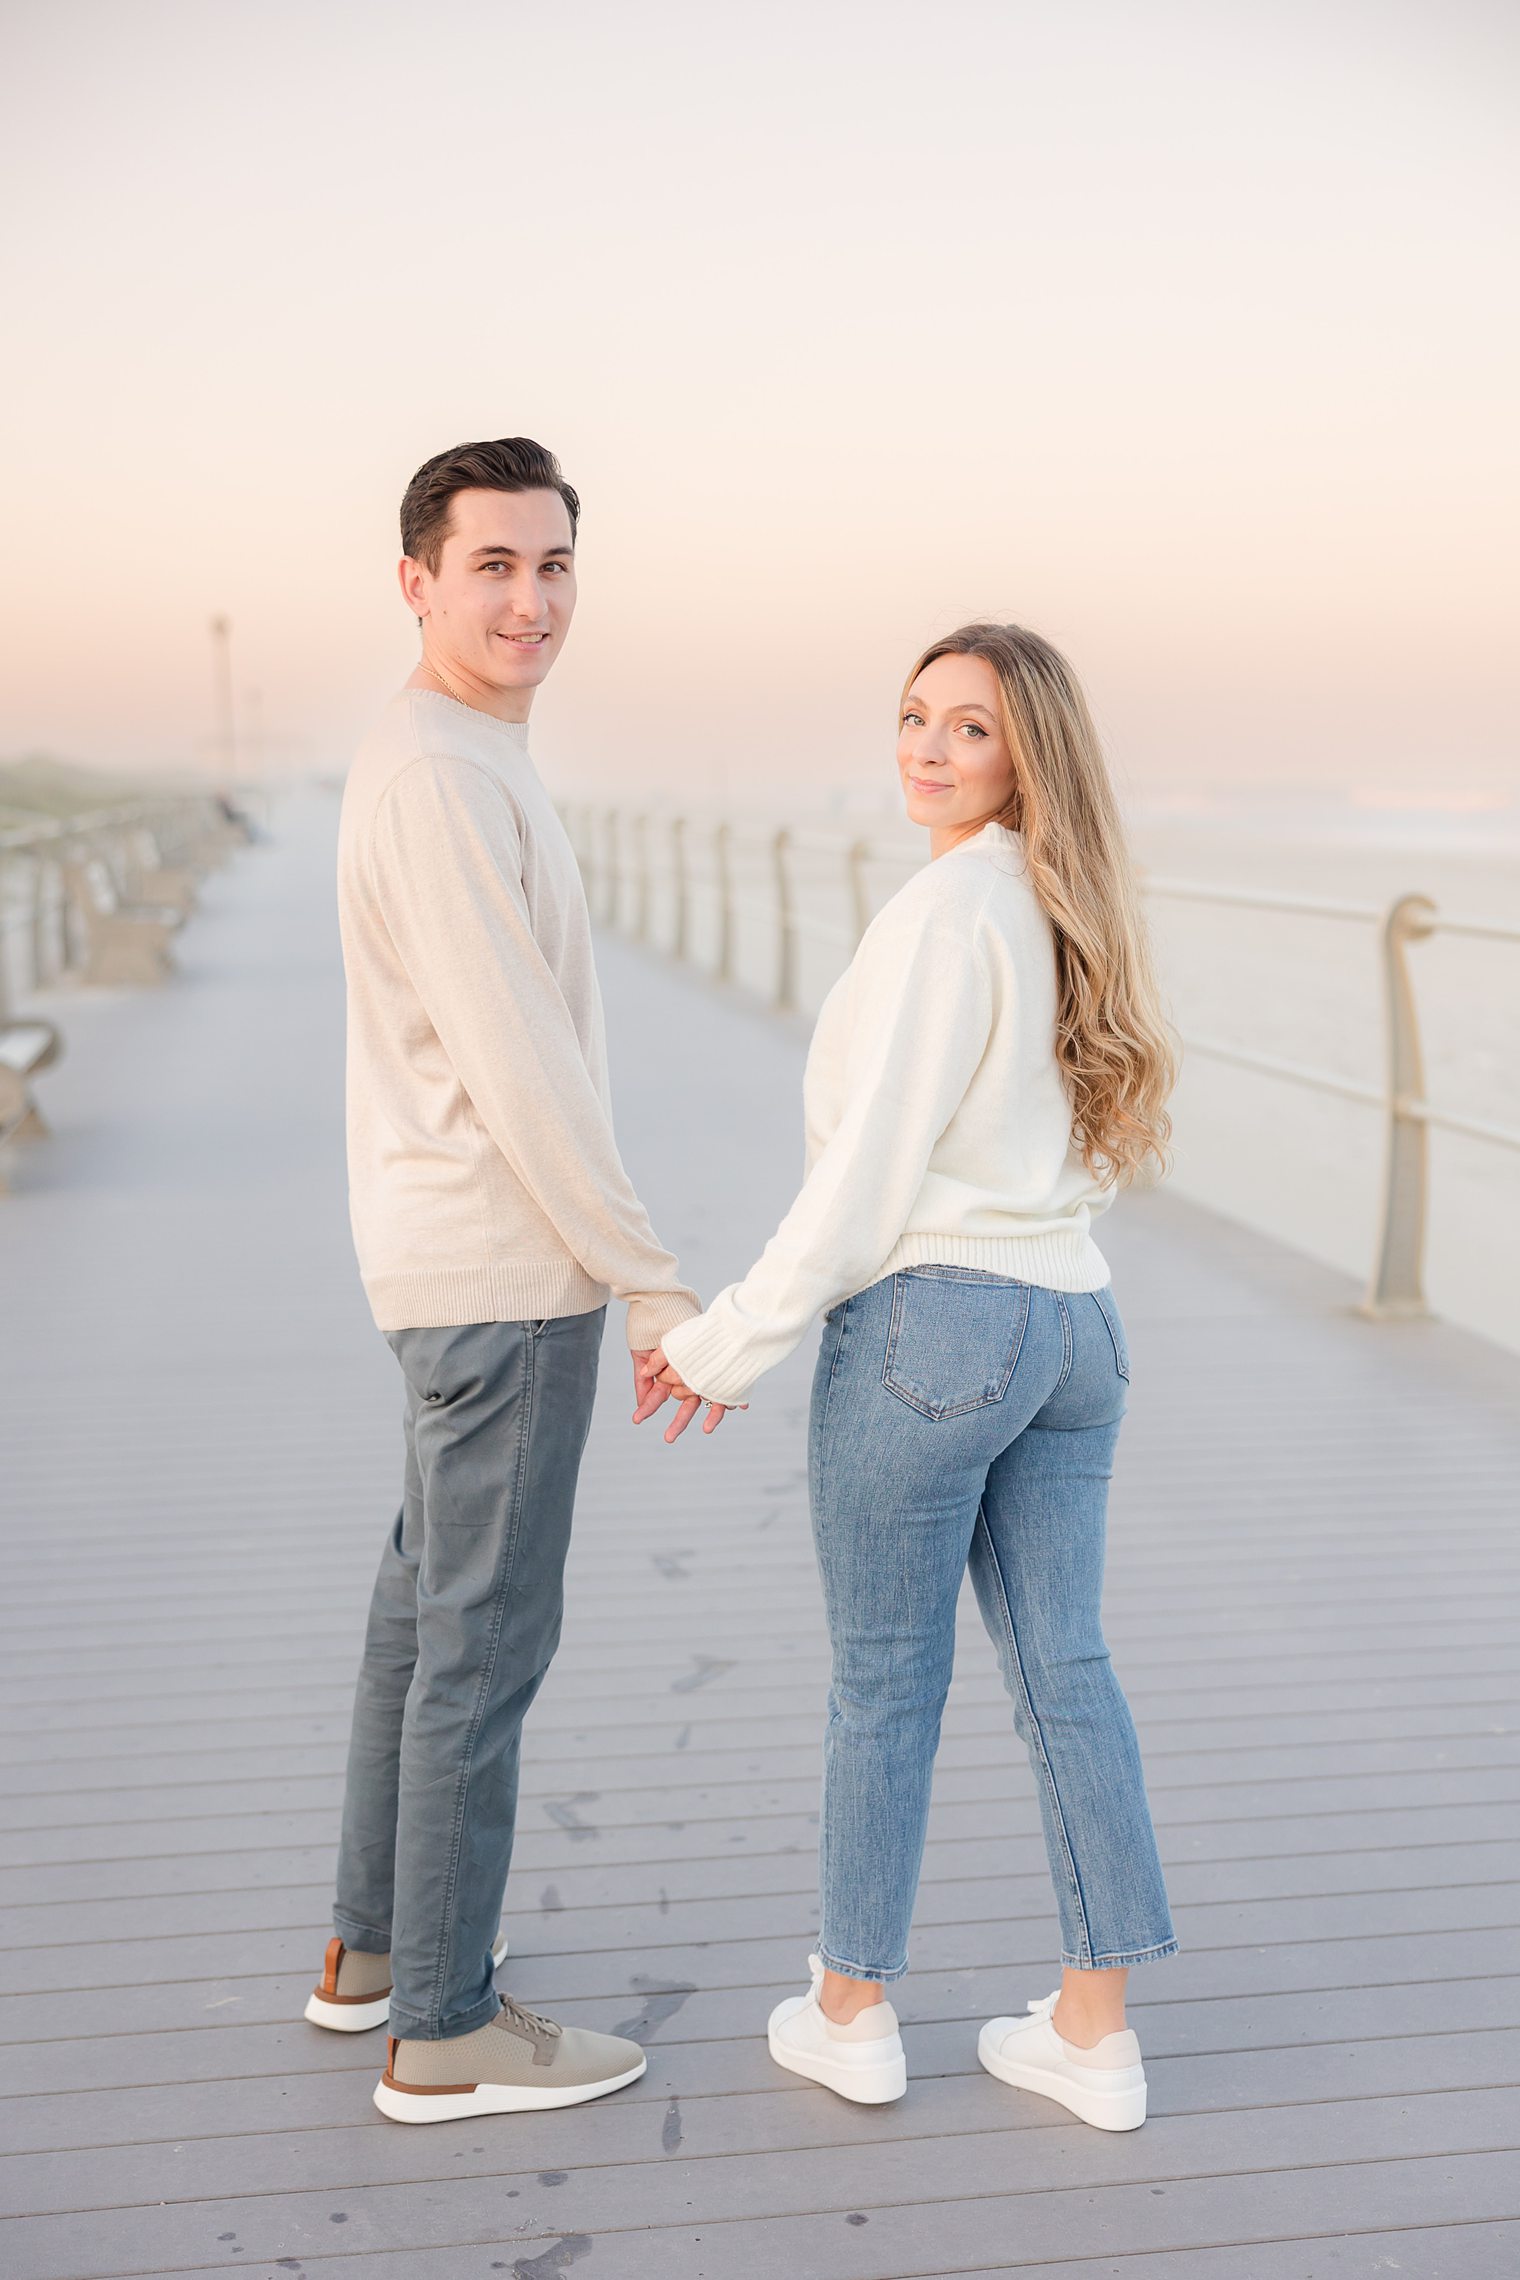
[1,793,1518,2280]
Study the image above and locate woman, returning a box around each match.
[642,623,1178,2130]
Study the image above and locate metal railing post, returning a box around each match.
[847,837,872,948]
[670,816,689,962]
[1362,892,1438,1319]
[773,828,797,1011]
[714,821,734,984]
[35,857,54,984]
[0,856,13,1015]
[632,814,651,943]
[580,806,600,914]
[0,854,19,1000]
[52,854,71,981]
[563,803,589,900]
[16,837,45,988]
[601,810,621,927]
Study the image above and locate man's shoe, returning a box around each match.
[978,1990,1146,2130]
[304,1930,509,2033]
[767,1954,906,2104]
[375,1994,646,2121]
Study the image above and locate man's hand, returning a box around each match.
[631,1349,662,1420]
[632,1346,744,1443]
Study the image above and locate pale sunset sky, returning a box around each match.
[3,0,1516,807]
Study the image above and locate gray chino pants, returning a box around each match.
[333,1310,605,2040]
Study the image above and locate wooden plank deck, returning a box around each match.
[1,791,1517,2280]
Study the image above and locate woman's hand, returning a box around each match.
[632,1345,745,1443]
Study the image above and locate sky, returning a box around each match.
[3,0,1517,810]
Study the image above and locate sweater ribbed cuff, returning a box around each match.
[658,1307,762,1408]
[627,1288,702,1354]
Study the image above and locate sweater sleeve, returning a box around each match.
[660,894,997,1403]
[370,756,698,1350]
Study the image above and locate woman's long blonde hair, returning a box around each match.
[905,622,1175,1185]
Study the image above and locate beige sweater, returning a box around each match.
[661,822,1113,1406]
[337,690,698,1348]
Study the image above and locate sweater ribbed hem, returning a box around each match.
[365,1259,610,1335]
[364,1260,700,1350]
[873,1227,1110,1293]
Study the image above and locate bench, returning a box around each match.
[127,828,199,918]
[63,858,181,986]
[0,1018,62,1179]
[189,801,255,870]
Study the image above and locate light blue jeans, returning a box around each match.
[809,1268,1177,1979]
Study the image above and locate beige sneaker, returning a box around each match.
[304,1930,509,2033]
[375,1994,646,2121]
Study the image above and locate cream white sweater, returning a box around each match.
[661,822,1113,1405]
[337,690,698,1348]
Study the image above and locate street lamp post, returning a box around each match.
[209,616,236,791]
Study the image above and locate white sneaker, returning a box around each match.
[767,1955,907,2104]
[978,1990,1146,2130]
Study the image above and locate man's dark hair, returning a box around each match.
[400,437,580,572]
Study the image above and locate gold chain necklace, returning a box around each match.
[423,659,474,708]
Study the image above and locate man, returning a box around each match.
[307,437,730,2122]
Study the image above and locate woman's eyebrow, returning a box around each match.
[904,698,997,720]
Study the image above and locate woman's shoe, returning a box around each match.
[767,1955,907,2104]
[305,1930,509,2033]
[978,1991,1146,2130]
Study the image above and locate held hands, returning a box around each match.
[631,1349,745,1444]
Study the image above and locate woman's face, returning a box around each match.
[898,652,1017,842]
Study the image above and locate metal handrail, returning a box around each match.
[1434,914,1520,946]
[1180,1033,1385,1110]
[1414,1101,1520,1149]
[0,794,197,856]
[1143,876,1383,925]
[561,803,1519,1322]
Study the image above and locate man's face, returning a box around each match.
[404,486,577,693]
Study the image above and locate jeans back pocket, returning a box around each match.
[882,1269,1032,1420]
[1089,1285,1130,1381]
